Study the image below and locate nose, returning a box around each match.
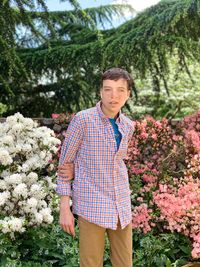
[111,89,118,98]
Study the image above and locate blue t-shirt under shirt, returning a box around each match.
[109,118,122,150]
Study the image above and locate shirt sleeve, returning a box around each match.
[128,120,135,143]
[56,113,84,196]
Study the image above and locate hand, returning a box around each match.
[57,162,74,181]
[60,205,75,236]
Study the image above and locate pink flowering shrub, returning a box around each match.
[176,109,200,169]
[153,176,200,258]
[127,116,184,184]
[182,109,200,132]
[127,110,200,259]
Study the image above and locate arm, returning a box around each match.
[127,121,135,145]
[59,195,75,236]
[56,113,84,235]
[56,113,84,196]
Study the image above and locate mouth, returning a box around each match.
[109,102,119,105]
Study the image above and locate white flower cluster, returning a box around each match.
[0,113,60,171]
[0,113,61,234]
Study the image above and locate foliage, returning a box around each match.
[133,231,191,267]
[0,104,7,116]
[27,4,135,31]
[0,1,134,117]
[1,0,200,116]
[127,109,200,259]
[106,0,200,83]
[0,0,55,98]
[128,57,200,120]
[0,217,79,266]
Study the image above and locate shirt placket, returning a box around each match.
[115,122,129,228]
[104,119,117,151]
[106,120,125,228]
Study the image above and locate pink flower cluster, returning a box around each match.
[51,112,74,124]
[192,233,200,258]
[127,116,181,187]
[127,109,200,258]
[182,109,200,162]
[153,177,200,257]
[132,204,152,234]
[183,109,200,132]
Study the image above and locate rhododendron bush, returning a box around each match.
[127,110,200,258]
[0,113,61,235]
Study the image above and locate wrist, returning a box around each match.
[60,195,71,207]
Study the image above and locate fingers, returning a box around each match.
[58,165,74,172]
[64,222,75,236]
[58,172,74,180]
[57,163,74,180]
[69,223,75,237]
[58,164,74,171]
[61,222,68,232]
[58,168,74,176]
[58,162,73,169]
[61,221,73,235]
[60,216,75,236]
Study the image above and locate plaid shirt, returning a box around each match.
[56,101,134,230]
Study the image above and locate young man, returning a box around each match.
[56,68,134,267]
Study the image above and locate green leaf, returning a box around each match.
[165,258,172,267]
[179,245,191,254]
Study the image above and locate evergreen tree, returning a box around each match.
[1,2,134,116]
[1,0,200,117]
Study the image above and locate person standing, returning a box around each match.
[57,67,134,267]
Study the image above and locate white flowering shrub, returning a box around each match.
[0,113,61,234]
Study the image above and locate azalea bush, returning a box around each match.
[0,113,61,235]
[127,109,200,259]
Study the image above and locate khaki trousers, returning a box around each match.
[78,216,132,267]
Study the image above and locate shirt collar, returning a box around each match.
[96,101,122,123]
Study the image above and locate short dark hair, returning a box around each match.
[101,68,134,91]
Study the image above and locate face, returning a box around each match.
[100,78,130,118]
